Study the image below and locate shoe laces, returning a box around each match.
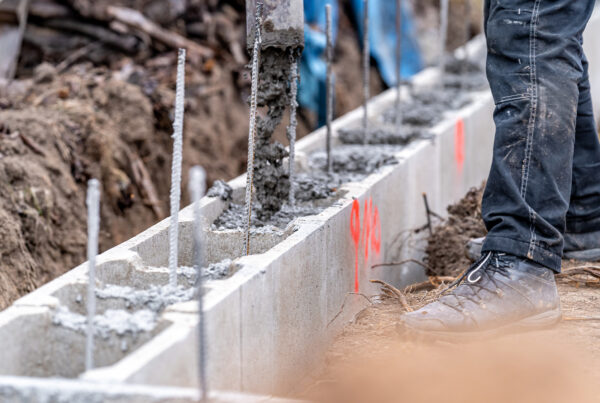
[439,251,513,316]
[443,251,511,294]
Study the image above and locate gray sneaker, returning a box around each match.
[399,251,561,339]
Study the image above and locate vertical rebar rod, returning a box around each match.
[439,0,449,88]
[422,192,433,236]
[244,2,263,256]
[362,0,370,143]
[395,0,403,125]
[85,179,100,371]
[168,48,186,288]
[462,0,472,90]
[287,53,299,205]
[325,4,334,173]
[189,166,208,402]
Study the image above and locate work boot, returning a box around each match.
[399,252,561,339]
[563,231,600,261]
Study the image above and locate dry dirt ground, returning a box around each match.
[296,187,600,403]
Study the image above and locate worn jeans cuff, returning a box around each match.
[482,235,561,273]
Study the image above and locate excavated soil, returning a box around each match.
[425,184,487,276]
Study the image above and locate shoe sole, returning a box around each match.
[563,248,600,262]
[397,308,562,342]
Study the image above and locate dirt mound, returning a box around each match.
[424,184,487,276]
[0,53,257,310]
[0,66,158,308]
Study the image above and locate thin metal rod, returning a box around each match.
[395,0,403,125]
[287,52,299,205]
[244,2,263,256]
[439,0,449,88]
[362,0,370,143]
[168,48,186,288]
[325,4,334,173]
[422,192,433,236]
[189,166,208,402]
[85,179,100,371]
[462,0,471,90]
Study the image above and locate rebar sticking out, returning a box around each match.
[362,0,370,143]
[85,179,100,371]
[188,166,208,402]
[395,0,403,125]
[168,48,186,288]
[422,192,433,236]
[244,2,263,255]
[325,4,334,173]
[287,51,299,206]
[462,0,472,90]
[439,0,449,87]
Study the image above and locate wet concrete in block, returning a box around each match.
[252,48,294,219]
[94,284,196,313]
[214,56,485,239]
[309,146,398,176]
[214,145,398,231]
[379,56,488,137]
[338,126,424,146]
[206,180,233,201]
[213,200,325,231]
[53,307,158,341]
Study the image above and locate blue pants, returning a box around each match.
[481,0,600,271]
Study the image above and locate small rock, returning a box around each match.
[33,63,57,84]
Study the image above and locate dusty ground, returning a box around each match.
[297,187,600,402]
[298,282,600,402]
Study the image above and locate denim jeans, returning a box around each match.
[481,0,600,271]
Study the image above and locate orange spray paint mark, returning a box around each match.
[363,197,372,261]
[455,118,465,171]
[350,200,361,292]
[372,206,381,254]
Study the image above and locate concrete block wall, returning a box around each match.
[1,7,599,401]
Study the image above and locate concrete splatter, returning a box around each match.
[206,180,232,201]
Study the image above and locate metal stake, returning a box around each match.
[439,0,449,88]
[462,0,472,88]
[325,4,334,173]
[85,179,100,371]
[287,51,299,206]
[422,192,433,236]
[189,166,208,402]
[362,0,370,143]
[395,0,403,125]
[168,48,186,289]
[244,2,263,256]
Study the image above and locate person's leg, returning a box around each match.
[398,0,596,337]
[468,48,600,261]
[564,50,600,259]
[481,0,596,272]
